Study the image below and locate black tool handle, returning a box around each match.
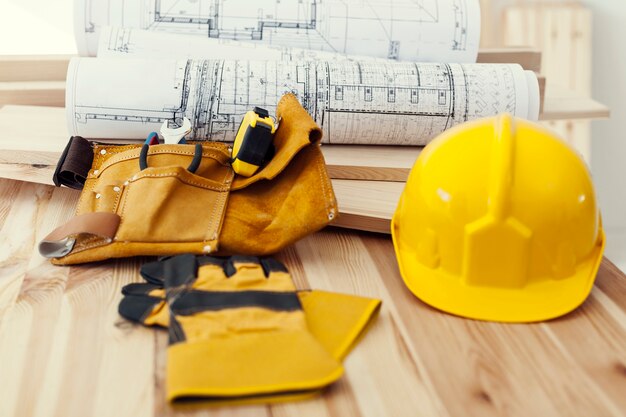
[139,143,203,174]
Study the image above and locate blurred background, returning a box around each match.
[1,0,624,269]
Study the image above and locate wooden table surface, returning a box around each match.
[0,177,625,417]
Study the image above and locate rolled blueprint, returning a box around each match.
[66,58,540,145]
[97,26,385,62]
[75,0,482,62]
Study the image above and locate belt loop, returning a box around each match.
[53,136,94,190]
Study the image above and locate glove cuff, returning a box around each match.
[298,290,382,360]
[166,330,343,401]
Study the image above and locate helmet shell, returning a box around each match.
[391,114,605,322]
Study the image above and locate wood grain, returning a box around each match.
[540,94,609,121]
[0,55,72,82]
[0,81,65,107]
[323,145,419,182]
[0,177,623,416]
[362,234,626,417]
[332,180,401,233]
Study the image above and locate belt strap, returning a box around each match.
[39,212,120,258]
[53,136,94,190]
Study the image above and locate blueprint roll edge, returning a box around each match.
[65,57,540,145]
[526,71,541,121]
[74,0,482,63]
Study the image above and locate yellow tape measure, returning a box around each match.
[231,107,277,177]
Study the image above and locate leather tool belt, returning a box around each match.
[40,94,338,265]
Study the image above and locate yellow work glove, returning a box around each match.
[119,255,381,402]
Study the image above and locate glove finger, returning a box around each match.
[122,282,164,298]
[140,259,166,285]
[163,254,199,290]
[260,258,288,277]
[197,256,227,268]
[118,294,168,327]
[195,256,229,282]
[222,256,296,291]
[141,254,208,285]
[262,257,296,291]
[223,255,264,278]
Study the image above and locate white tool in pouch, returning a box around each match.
[161,117,192,144]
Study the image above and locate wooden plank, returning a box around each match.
[0,105,68,152]
[594,259,626,312]
[53,261,153,417]
[0,181,62,316]
[0,55,72,82]
[0,182,154,417]
[326,164,409,182]
[332,180,401,233]
[0,163,58,185]
[0,181,76,417]
[540,94,609,121]
[323,145,419,182]
[0,81,65,107]
[0,105,420,182]
[542,287,626,412]
[476,48,542,73]
[10,263,70,417]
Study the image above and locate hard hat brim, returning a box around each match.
[391,216,606,323]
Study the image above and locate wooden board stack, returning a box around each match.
[0,50,610,234]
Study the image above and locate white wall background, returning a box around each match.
[0,0,76,55]
[581,0,626,267]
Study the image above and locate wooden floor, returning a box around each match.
[0,177,625,417]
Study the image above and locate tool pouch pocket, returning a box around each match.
[41,141,234,264]
[115,165,231,246]
[40,93,337,265]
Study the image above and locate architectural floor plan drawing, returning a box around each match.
[75,0,481,62]
[97,26,382,62]
[66,58,539,145]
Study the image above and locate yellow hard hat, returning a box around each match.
[391,114,605,323]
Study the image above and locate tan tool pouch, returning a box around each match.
[41,94,337,265]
